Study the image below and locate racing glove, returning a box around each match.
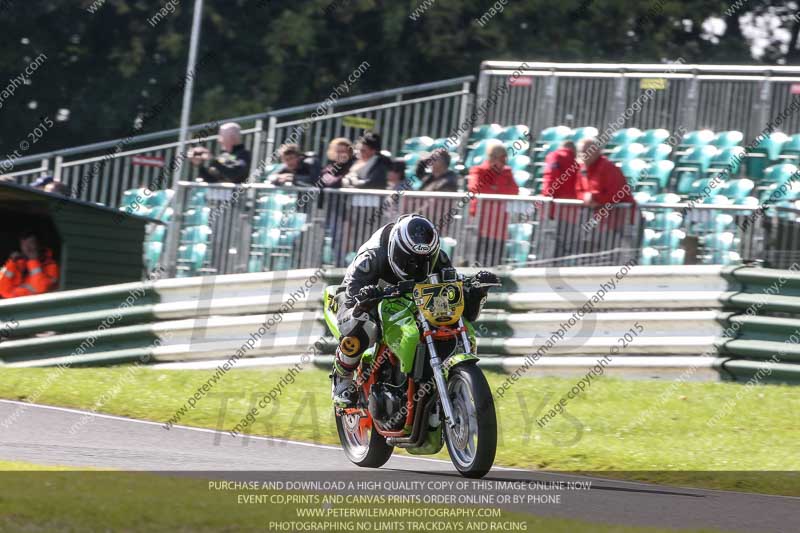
[355,285,383,311]
[474,270,500,286]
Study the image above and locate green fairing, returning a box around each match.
[323,286,341,339]
[379,296,419,373]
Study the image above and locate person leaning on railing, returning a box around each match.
[188,122,251,184]
[319,137,357,189]
[575,137,638,258]
[270,143,319,187]
[341,131,390,189]
[0,231,59,299]
[416,148,459,193]
[467,141,519,265]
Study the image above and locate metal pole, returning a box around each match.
[171,0,205,189]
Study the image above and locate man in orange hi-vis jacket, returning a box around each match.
[0,232,59,299]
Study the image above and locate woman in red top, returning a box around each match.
[467,142,520,265]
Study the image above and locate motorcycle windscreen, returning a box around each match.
[379,297,419,373]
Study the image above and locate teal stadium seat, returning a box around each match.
[642,143,672,162]
[677,145,718,173]
[746,132,790,179]
[513,170,532,188]
[761,163,798,185]
[402,136,435,155]
[680,129,715,149]
[253,210,284,230]
[148,225,166,243]
[717,178,755,201]
[183,207,210,227]
[620,158,648,187]
[640,247,685,265]
[187,189,207,208]
[711,130,744,149]
[259,163,281,182]
[649,192,682,204]
[469,124,503,144]
[177,243,208,275]
[440,237,457,258]
[644,160,675,189]
[256,192,297,212]
[692,213,735,233]
[508,223,533,241]
[636,128,670,147]
[609,143,646,163]
[180,225,212,245]
[536,125,572,146]
[778,133,800,164]
[642,209,683,231]
[430,137,458,152]
[633,191,652,203]
[570,127,599,143]
[642,228,684,250]
[509,154,531,172]
[702,232,740,265]
[144,241,163,271]
[706,146,746,176]
[503,140,530,155]
[497,125,530,142]
[684,178,720,199]
[608,128,642,148]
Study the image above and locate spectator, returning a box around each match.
[542,141,579,199]
[189,122,251,184]
[468,142,520,265]
[44,181,69,196]
[342,131,390,189]
[0,231,59,299]
[576,137,637,261]
[31,175,55,190]
[576,138,634,209]
[319,138,357,189]
[542,140,581,258]
[271,143,318,186]
[386,158,407,192]
[416,149,459,192]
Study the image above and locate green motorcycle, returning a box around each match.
[324,270,498,478]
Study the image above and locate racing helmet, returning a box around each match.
[387,214,440,282]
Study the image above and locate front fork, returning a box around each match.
[418,309,459,430]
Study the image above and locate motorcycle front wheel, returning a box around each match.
[443,363,497,478]
[335,410,394,468]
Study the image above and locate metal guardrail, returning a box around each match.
[1,76,474,209]
[715,265,800,383]
[159,183,800,277]
[162,183,644,277]
[477,61,800,142]
[0,266,729,370]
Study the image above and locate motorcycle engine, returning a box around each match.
[368,361,407,431]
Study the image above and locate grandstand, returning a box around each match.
[5,62,800,278]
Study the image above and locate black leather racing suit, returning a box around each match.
[333,223,487,372]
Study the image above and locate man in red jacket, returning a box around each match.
[542,140,579,199]
[468,142,520,265]
[0,232,60,299]
[576,138,636,258]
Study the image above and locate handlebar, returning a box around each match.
[352,277,501,309]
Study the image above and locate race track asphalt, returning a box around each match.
[0,399,796,533]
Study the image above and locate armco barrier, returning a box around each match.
[715,266,800,384]
[1,264,796,383]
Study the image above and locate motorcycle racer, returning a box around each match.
[331,213,499,407]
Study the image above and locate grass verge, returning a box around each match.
[0,366,798,496]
